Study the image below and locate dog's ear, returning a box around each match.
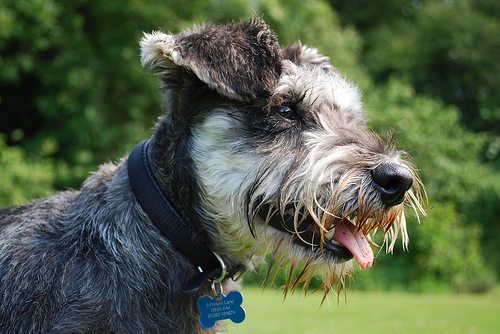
[283,42,336,73]
[140,19,282,101]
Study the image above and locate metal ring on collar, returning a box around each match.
[211,280,224,299]
[212,252,227,283]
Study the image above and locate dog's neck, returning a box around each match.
[127,139,243,292]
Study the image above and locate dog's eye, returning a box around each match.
[278,106,296,119]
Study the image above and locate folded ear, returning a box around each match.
[140,19,283,101]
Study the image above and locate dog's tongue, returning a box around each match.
[333,221,374,269]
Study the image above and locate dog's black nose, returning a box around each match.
[371,162,413,207]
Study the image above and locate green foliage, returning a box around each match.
[413,202,495,293]
[0,135,55,207]
[259,0,363,79]
[0,0,181,188]
[332,0,500,163]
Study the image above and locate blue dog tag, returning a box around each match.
[197,290,246,328]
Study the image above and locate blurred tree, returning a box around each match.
[0,134,56,207]
[331,0,500,165]
[259,0,363,79]
[0,0,234,188]
[1,0,158,187]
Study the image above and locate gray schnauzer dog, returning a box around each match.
[0,19,424,333]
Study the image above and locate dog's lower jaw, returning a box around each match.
[257,203,376,267]
[253,226,357,296]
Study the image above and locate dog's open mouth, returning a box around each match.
[260,205,375,269]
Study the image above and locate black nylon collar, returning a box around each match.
[127,139,225,292]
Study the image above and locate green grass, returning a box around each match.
[226,286,500,333]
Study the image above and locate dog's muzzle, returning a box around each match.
[259,162,414,270]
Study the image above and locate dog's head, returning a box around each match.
[140,19,424,296]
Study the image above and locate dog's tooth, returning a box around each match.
[324,228,335,240]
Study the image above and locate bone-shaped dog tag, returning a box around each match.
[197,290,246,328]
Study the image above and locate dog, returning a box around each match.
[0,18,424,333]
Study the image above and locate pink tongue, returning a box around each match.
[333,221,374,269]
